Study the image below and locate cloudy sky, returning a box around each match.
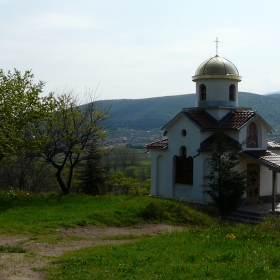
[1,0,280,100]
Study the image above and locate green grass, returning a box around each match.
[0,191,212,236]
[0,245,26,253]
[47,224,280,279]
[3,191,280,279]
[27,235,86,244]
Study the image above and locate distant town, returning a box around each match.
[105,128,162,147]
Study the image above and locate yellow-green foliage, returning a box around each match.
[110,172,150,196]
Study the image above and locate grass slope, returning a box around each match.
[2,192,280,279]
[0,192,211,235]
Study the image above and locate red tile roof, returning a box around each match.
[199,133,239,151]
[182,109,218,129]
[146,138,168,149]
[220,110,256,129]
[268,140,280,150]
[182,108,256,130]
[242,150,280,172]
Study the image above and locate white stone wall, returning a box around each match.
[150,112,278,204]
[165,114,200,157]
[260,165,272,196]
[173,183,194,201]
[196,79,239,107]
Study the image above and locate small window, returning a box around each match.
[200,84,206,101]
[181,129,187,137]
[229,84,235,101]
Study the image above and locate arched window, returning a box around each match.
[229,84,235,101]
[200,84,206,101]
[186,156,193,185]
[180,146,187,157]
[175,147,193,185]
[246,122,258,148]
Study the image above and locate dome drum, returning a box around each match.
[193,54,241,108]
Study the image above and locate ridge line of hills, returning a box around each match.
[96,92,280,141]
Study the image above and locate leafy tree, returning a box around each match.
[0,69,54,160]
[125,166,138,178]
[37,92,108,194]
[110,172,141,196]
[204,132,246,216]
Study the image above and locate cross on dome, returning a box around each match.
[214,37,220,56]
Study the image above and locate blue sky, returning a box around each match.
[1,0,280,100]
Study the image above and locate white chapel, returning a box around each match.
[147,48,280,207]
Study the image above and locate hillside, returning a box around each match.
[96,92,280,140]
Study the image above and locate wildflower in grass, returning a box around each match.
[226,233,236,239]
[7,189,16,198]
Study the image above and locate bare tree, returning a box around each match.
[36,91,109,194]
[0,156,57,192]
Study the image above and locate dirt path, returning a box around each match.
[0,224,186,280]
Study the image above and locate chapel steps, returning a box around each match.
[227,209,266,224]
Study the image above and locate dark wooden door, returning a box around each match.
[247,164,260,204]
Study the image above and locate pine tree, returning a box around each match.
[79,143,106,195]
[204,131,246,216]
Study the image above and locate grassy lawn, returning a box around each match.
[1,191,280,279]
[48,225,280,280]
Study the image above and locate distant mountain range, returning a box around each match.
[96,92,280,140]
[262,91,280,96]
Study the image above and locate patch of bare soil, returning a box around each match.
[0,224,187,280]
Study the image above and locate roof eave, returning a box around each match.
[146,146,168,151]
[238,113,274,132]
[161,111,182,130]
[192,74,242,82]
[241,151,280,173]
[161,111,202,131]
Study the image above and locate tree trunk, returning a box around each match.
[67,166,74,192]
[55,169,70,194]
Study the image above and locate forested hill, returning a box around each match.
[96,92,280,139]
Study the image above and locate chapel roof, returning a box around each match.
[181,108,257,130]
[146,138,168,150]
[242,150,280,173]
[268,140,280,150]
[146,138,280,164]
[198,133,239,152]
